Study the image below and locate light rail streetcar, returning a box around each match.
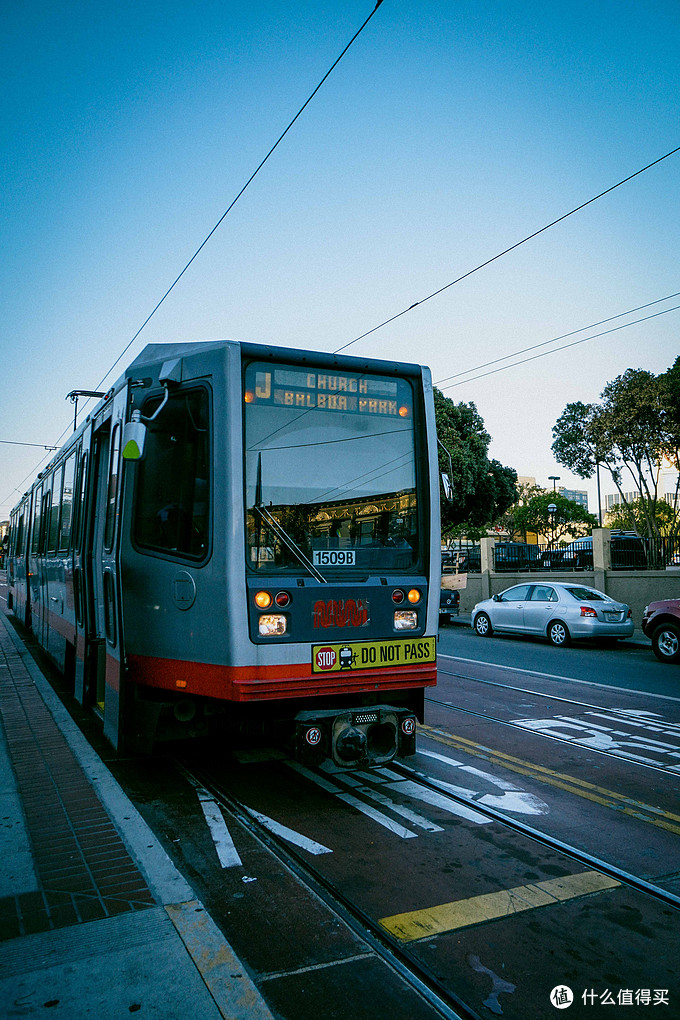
[7,341,441,767]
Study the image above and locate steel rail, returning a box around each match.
[177,758,479,1020]
[426,682,679,777]
[389,760,680,914]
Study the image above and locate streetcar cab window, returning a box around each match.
[244,362,420,572]
[132,388,210,560]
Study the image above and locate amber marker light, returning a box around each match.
[407,588,421,604]
[398,405,410,417]
[244,391,254,403]
[255,591,272,609]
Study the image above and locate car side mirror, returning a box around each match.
[493,594,502,602]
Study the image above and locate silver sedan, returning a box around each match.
[471,582,634,647]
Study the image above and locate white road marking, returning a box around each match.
[383,779,492,824]
[355,785,444,832]
[336,793,418,838]
[196,790,243,869]
[245,806,333,855]
[511,712,680,770]
[417,749,550,815]
[290,761,444,834]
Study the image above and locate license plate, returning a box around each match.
[312,636,436,673]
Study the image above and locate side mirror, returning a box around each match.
[441,473,453,502]
[493,593,502,602]
[122,412,147,461]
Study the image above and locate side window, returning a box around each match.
[133,387,210,560]
[59,452,76,551]
[47,468,62,553]
[104,425,122,552]
[502,585,532,602]
[13,509,24,556]
[30,486,43,554]
[531,586,557,602]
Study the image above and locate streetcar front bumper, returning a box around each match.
[294,706,417,768]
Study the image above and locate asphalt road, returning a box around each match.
[438,617,679,699]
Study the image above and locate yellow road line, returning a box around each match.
[380,870,620,942]
[420,725,680,836]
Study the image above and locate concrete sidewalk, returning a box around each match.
[0,612,274,1020]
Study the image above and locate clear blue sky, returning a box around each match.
[2,0,678,517]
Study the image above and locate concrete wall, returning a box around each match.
[455,530,680,626]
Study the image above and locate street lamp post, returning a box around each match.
[549,475,560,493]
[548,502,557,550]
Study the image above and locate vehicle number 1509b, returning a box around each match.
[313,550,356,566]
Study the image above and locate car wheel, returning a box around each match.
[474,612,492,637]
[652,623,680,663]
[547,620,570,647]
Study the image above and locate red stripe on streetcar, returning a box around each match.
[127,654,436,702]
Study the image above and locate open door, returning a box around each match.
[83,387,128,748]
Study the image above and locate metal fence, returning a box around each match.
[442,542,481,573]
[443,533,680,575]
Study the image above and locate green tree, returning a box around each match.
[552,363,680,542]
[606,496,675,536]
[435,388,517,538]
[513,492,598,548]
[492,480,544,541]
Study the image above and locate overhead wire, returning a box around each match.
[92,0,385,395]
[332,144,680,354]
[1,1,387,511]
[437,301,680,391]
[435,290,680,387]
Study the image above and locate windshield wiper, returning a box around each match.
[252,504,327,583]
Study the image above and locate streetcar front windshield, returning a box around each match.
[244,361,420,572]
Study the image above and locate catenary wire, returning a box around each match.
[434,290,680,387]
[0,2,386,511]
[92,0,386,395]
[437,302,680,391]
[0,440,59,451]
[333,145,680,354]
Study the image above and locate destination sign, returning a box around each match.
[244,364,412,418]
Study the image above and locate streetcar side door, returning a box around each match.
[86,389,128,747]
[27,482,48,644]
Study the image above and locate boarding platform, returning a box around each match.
[0,611,273,1019]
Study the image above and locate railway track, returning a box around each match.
[430,665,680,777]
[177,758,478,1020]
[176,743,680,1020]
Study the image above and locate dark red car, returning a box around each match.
[642,599,680,663]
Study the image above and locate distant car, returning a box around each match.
[439,588,460,625]
[492,542,542,572]
[642,599,680,663]
[559,532,647,571]
[471,582,634,647]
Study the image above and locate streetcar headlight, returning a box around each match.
[394,610,417,630]
[259,614,287,636]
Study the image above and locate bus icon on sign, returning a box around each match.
[315,646,336,671]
